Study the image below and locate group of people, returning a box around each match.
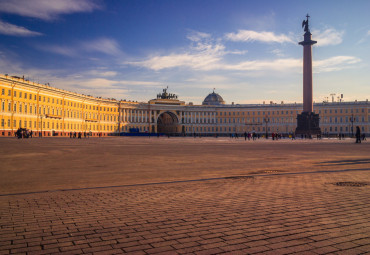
[69,132,91,139]
[15,128,33,139]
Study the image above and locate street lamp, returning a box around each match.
[264,117,270,139]
[349,114,354,138]
[40,115,43,137]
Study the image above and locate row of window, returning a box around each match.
[0,118,115,131]
[322,116,367,123]
[1,102,117,121]
[1,88,116,112]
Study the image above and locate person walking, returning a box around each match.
[355,126,361,143]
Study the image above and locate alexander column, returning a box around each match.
[295,14,321,136]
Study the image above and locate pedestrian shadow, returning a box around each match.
[316,158,370,166]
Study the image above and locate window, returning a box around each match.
[8,90,11,96]
[1,119,4,127]
[19,92,22,98]
[24,93,27,99]
[14,91,17,97]
[1,102,4,111]
[1,89,4,95]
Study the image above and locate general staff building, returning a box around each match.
[1,74,369,137]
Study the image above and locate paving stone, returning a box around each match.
[0,138,369,254]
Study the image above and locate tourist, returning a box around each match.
[355,126,361,143]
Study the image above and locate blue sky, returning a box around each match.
[0,0,369,104]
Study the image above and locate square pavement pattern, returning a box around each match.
[1,170,369,255]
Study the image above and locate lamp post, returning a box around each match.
[349,114,354,138]
[264,117,270,139]
[40,115,43,137]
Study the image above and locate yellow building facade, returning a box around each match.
[1,74,369,137]
[0,75,119,137]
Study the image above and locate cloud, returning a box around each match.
[52,75,162,90]
[36,38,122,57]
[129,42,225,71]
[271,49,284,57]
[129,49,360,74]
[367,30,370,36]
[225,30,294,43]
[226,50,248,55]
[223,58,300,71]
[314,56,361,72]
[37,45,76,57]
[0,0,100,21]
[82,38,122,56]
[0,20,42,36]
[313,28,344,46]
[87,70,118,77]
[187,30,211,42]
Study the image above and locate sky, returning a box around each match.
[0,0,369,105]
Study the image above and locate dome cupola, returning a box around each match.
[202,90,225,105]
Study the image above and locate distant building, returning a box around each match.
[0,74,369,137]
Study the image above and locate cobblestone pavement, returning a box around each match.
[1,170,369,255]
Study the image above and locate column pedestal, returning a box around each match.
[295,112,321,136]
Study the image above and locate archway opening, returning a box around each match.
[157,112,179,134]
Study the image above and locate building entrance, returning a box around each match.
[157,112,179,134]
